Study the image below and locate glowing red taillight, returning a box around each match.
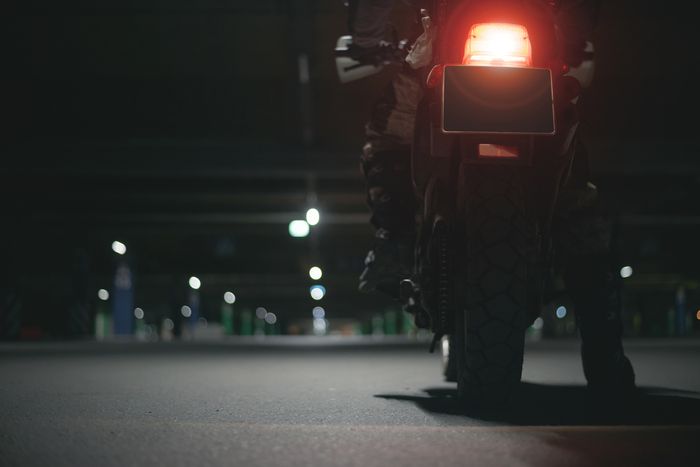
[462,23,532,67]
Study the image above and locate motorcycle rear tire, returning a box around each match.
[455,166,534,407]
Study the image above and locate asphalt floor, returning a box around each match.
[1,337,698,466]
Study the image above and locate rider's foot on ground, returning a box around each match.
[583,351,638,421]
[584,349,636,394]
[358,228,414,298]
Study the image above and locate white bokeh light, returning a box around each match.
[224,291,236,304]
[620,266,633,279]
[309,266,323,280]
[532,317,544,330]
[313,318,328,335]
[134,307,144,320]
[189,276,201,290]
[312,306,325,319]
[111,241,127,255]
[288,220,310,237]
[181,305,192,318]
[310,285,326,301]
[97,289,109,301]
[264,312,277,325]
[306,208,320,226]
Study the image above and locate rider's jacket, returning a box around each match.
[348,0,601,52]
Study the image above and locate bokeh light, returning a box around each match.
[189,276,201,290]
[224,291,236,304]
[306,208,320,226]
[288,220,310,237]
[312,306,325,319]
[309,266,323,280]
[111,241,127,255]
[264,312,277,325]
[532,317,544,330]
[310,285,326,301]
[163,318,175,331]
[555,306,567,319]
[620,266,633,278]
[313,318,328,335]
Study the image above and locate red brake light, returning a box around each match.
[462,23,532,67]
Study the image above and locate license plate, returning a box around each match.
[442,65,555,135]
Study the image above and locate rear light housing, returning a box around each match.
[462,23,532,67]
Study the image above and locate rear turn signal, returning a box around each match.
[463,23,532,67]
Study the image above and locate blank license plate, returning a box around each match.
[442,65,555,135]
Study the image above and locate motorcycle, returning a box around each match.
[336,0,594,406]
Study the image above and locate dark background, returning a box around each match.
[2,0,699,339]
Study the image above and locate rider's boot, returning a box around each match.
[358,228,414,299]
[565,254,637,401]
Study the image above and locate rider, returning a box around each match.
[346,0,636,396]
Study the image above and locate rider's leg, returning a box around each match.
[358,67,423,297]
[552,141,636,395]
